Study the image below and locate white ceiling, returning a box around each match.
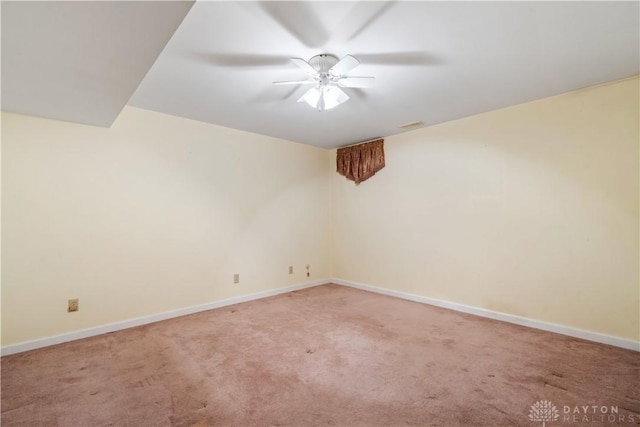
[3,1,639,148]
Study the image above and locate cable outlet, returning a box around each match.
[68,298,79,312]
[233,273,240,284]
[288,266,293,275]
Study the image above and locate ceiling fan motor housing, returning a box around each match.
[309,54,339,74]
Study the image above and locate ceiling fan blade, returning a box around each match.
[338,76,375,88]
[333,1,396,42]
[258,2,329,48]
[272,80,315,85]
[351,51,443,66]
[185,52,291,68]
[329,55,360,77]
[291,58,319,77]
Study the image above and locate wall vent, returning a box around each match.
[399,121,424,129]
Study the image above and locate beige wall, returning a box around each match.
[2,77,638,347]
[332,77,639,341]
[1,107,332,345]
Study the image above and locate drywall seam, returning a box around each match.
[332,278,640,352]
[1,278,328,356]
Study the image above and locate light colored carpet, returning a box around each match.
[2,284,639,426]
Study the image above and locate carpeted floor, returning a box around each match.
[1,284,639,426]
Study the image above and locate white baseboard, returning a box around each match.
[5,278,637,355]
[1,279,329,356]
[332,278,640,352]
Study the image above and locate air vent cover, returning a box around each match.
[399,121,424,129]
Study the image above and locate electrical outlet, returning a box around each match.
[306,264,310,277]
[233,273,240,284]
[289,266,293,275]
[68,298,79,312]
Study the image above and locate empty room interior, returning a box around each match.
[1,1,639,426]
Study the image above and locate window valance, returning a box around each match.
[336,139,385,184]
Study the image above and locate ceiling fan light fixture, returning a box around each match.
[299,85,350,111]
[322,86,349,110]
[300,87,321,108]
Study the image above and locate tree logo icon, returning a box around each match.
[529,400,559,426]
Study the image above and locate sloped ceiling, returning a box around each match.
[2,1,639,148]
[1,1,194,127]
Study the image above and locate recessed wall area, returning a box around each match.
[1,77,638,349]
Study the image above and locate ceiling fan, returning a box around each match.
[273,54,374,111]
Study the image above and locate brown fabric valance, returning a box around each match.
[336,139,385,184]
